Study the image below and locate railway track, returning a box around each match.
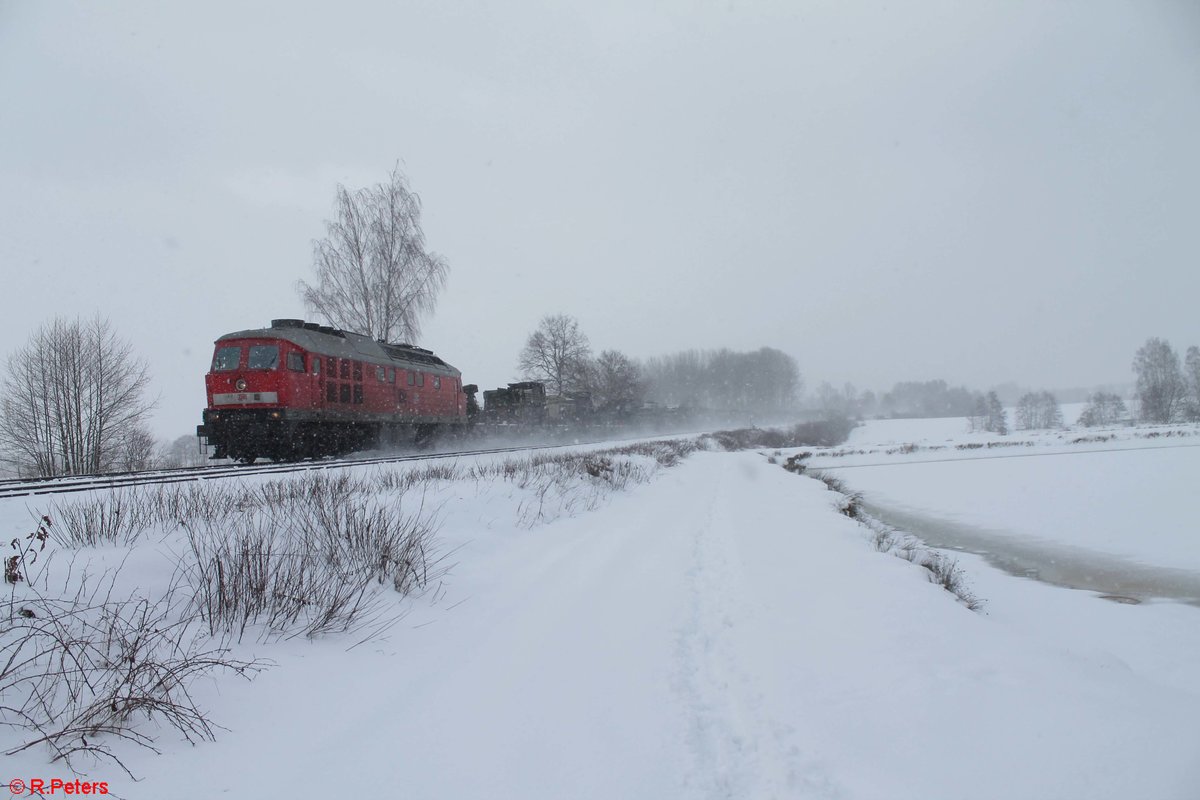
[0,431,703,500]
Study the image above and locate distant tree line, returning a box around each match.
[878,380,979,419]
[640,347,801,416]
[516,314,803,416]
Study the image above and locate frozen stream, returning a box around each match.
[817,444,1200,605]
[863,500,1200,605]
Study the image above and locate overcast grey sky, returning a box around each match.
[2,1,1198,438]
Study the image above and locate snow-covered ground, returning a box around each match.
[3,423,1198,799]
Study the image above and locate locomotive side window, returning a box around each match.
[406,372,414,386]
[353,385,363,404]
[327,357,336,375]
[287,352,305,372]
[326,383,337,403]
[339,360,350,380]
[433,376,441,390]
[311,358,321,375]
[248,345,279,370]
[387,368,395,383]
[353,361,363,382]
[340,384,351,403]
[376,366,385,382]
[212,346,241,371]
[417,372,425,387]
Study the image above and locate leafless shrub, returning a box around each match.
[918,552,983,611]
[809,470,848,495]
[601,438,700,467]
[183,492,440,643]
[837,491,864,520]
[782,453,810,474]
[473,444,694,527]
[6,516,53,586]
[1070,434,1114,445]
[48,491,154,547]
[370,462,461,493]
[2,567,262,773]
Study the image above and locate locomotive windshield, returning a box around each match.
[212,346,241,371]
[247,345,279,370]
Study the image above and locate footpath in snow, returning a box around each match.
[83,449,1200,800]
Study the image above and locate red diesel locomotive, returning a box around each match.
[198,319,469,462]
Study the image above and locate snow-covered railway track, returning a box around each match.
[0,434,669,500]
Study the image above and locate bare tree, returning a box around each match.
[1015,391,1063,430]
[815,381,857,420]
[1185,345,1200,421]
[116,425,161,472]
[1078,392,1128,427]
[162,434,209,468]
[1132,337,1186,423]
[986,391,1008,435]
[298,165,448,343]
[0,316,156,477]
[518,314,592,396]
[587,350,645,411]
[968,391,1007,434]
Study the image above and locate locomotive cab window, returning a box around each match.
[387,368,395,383]
[433,376,441,390]
[339,360,350,380]
[406,372,414,386]
[212,346,241,371]
[417,372,425,387]
[311,358,321,375]
[376,366,385,382]
[287,352,305,372]
[247,345,279,370]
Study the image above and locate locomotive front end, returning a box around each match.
[198,336,297,463]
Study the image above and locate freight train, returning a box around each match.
[198,320,472,463]
[198,319,683,463]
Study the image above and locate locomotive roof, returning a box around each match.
[217,321,460,376]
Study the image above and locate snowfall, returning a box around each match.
[3,410,1199,799]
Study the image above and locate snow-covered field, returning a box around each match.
[3,422,1198,799]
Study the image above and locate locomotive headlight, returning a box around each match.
[269,411,282,419]
[235,378,247,391]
